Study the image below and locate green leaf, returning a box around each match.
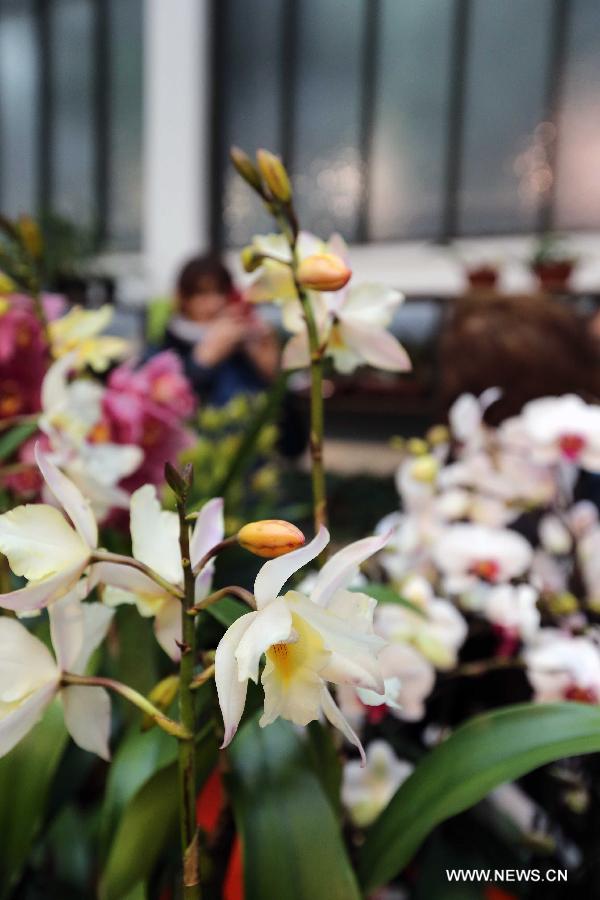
[99,724,177,859]
[205,596,248,628]
[359,582,427,617]
[358,702,600,892]
[227,715,361,900]
[0,700,68,898]
[99,725,217,900]
[0,422,38,462]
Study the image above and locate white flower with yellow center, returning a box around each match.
[215,528,389,762]
[0,594,114,759]
[97,489,224,660]
[0,446,98,611]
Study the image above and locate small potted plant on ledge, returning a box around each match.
[531,233,577,292]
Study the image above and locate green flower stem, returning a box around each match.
[190,585,256,614]
[176,497,202,900]
[90,550,184,599]
[60,673,190,739]
[31,288,51,350]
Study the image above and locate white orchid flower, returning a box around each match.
[525,629,600,703]
[282,281,410,375]
[0,446,98,611]
[449,388,501,455]
[245,231,330,304]
[342,741,413,827]
[539,514,573,556]
[215,528,390,762]
[0,595,114,759]
[374,589,467,671]
[500,395,600,472]
[98,487,224,659]
[432,523,533,595]
[483,584,540,640]
[337,641,435,725]
[39,355,143,516]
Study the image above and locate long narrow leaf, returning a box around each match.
[359,702,600,892]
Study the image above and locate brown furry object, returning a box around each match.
[439,293,600,423]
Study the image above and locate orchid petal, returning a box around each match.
[62,685,111,760]
[312,533,391,608]
[0,562,88,612]
[71,603,114,675]
[49,591,86,672]
[254,526,330,609]
[154,597,182,661]
[281,333,311,371]
[194,562,215,604]
[339,319,411,372]
[215,611,258,747]
[0,683,57,758]
[320,686,366,766]
[130,485,182,584]
[0,618,58,702]
[90,561,171,599]
[235,598,292,684]
[190,498,224,570]
[0,504,89,583]
[35,444,97,547]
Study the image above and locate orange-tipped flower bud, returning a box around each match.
[296,253,351,292]
[238,519,305,558]
[230,146,263,192]
[256,149,292,203]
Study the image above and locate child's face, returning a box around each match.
[182,280,228,322]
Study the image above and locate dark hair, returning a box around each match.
[176,254,233,300]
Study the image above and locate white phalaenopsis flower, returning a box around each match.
[449,388,501,455]
[39,355,143,517]
[0,446,98,611]
[500,395,600,472]
[215,528,390,762]
[432,523,533,595]
[98,487,224,660]
[525,629,600,703]
[342,741,413,827]
[482,584,540,640]
[0,594,114,758]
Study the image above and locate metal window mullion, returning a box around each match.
[280,0,299,172]
[36,0,52,220]
[92,0,110,248]
[538,0,571,234]
[440,0,471,242]
[356,0,380,244]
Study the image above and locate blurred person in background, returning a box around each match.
[163,254,280,407]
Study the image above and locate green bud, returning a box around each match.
[230,146,263,192]
[256,148,292,203]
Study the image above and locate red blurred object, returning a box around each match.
[196,767,224,833]
[224,836,244,900]
[485,888,518,900]
[532,259,575,292]
[466,264,499,291]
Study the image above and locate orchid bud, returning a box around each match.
[406,437,429,457]
[240,245,263,273]
[230,146,263,192]
[238,519,305,558]
[256,149,292,203]
[296,253,351,292]
[142,675,180,730]
[409,454,439,484]
[426,424,450,446]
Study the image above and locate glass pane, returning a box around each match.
[370,0,453,240]
[458,0,553,234]
[221,0,284,246]
[107,0,143,249]
[49,0,95,232]
[554,0,600,229]
[292,0,363,241]
[0,0,39,217]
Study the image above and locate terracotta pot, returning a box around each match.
[532,260,575,292]
[466,265,499,291]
